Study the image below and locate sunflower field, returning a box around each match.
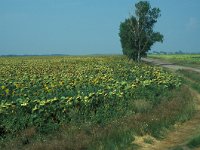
[0,56,181,135]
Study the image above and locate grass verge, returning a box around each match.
[148,54,200,69]
[187,134,200,148]
[170,69,200,150]
[177,69,200,92]
[0,85,195,150]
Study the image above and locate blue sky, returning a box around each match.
[0,0,200,55]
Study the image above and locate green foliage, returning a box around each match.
[119,1,163,62]
[0,83,194,150]
[187,135,200,148]
[143,137,154,144]
[178,69,200,92]
[89,128,137,150]
[178,69,200,83]
[149,54,200,67]
[0,56,181,137]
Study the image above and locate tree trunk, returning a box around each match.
[137,51,140,63]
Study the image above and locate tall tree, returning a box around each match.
[119,1,163,62]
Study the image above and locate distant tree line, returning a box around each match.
[150,50,199,55]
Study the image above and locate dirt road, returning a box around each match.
[133,57,200,149]
[142,57,200,73]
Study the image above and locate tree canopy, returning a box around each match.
[119,1,164,62]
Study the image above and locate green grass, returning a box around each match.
[0,85,195,150]
[143,137,154,144]
[178,69,200,82]
[0,56,196,149]
[169,69,200,150]
[177,69,200,92]
[171,146,185,150]
[149,54,200,68]
[187,135,200,148]
[0,56,181,136]
[172,134,200,149]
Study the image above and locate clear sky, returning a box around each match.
[0,0,200,55]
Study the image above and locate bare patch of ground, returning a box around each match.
[133,90,200,150]
[134,58,200,149]
[142,58,200,73]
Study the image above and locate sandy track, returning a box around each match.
[133,58,200,149]
[142,57,200,73]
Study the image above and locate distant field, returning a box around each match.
[149,54,200,68]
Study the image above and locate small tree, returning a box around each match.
[119,1,163,62]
